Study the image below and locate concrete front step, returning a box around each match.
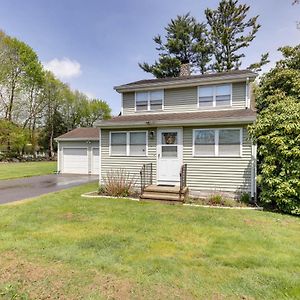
[144,185,188,194]
[140,198,183,205]
[141,192,184,202]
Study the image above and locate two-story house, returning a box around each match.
[97,69,257,202]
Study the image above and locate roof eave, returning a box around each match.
[96,116,256,129]
[114,73,257,93]
[55,138,99,142]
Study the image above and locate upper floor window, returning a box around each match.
[135,90,163,111]
[198,84,232,108]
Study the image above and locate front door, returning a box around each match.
[157,128,183,185]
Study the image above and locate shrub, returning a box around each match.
[239,192,251,204]
[207,192,225,205]
[101,169,137,197]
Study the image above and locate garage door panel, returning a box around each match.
[63,148,88,174]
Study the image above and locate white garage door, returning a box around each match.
[63,148,88,174]
[91,148,99,174]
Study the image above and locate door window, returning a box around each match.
[161,132,178,158]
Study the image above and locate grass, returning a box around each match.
[0,183,299,299]
[0,161,57,180]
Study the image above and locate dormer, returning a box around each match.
[114,70,257,116]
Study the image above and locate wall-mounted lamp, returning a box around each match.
[149,131,155,139]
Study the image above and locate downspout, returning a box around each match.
[251,143,257,204]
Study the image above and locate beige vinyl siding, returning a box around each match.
[232,82,247,109]
[183,126,252,194]
[122,92,135,115]
[100,125,253,195]
[163,87,197,113]
[100,128,157,187]
[122,82,246,115]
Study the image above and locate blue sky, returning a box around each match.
[0,0,299,114]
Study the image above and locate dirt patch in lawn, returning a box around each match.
[0,251,195,299]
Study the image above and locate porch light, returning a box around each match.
[149,131,155,139]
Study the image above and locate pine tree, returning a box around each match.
[139,13,211,78]
[205,0,261,72]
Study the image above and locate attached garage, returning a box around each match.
[55,128,100,175]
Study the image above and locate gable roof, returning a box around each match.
[55,128,99,141]
[96,109,256,129]
[114,70,257,92]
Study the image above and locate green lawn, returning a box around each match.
[0,183,299,300]
[0,161,57,180]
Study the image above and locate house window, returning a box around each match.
[194,130,215,156]
[161,132,178,158]
[110,132,127,156]
[198,84,232,108]
[135,90,163,111]
[129,132,147,156]
[136,92,148,111]
[193,128,242,157]
[198,86,214,107]
[219,129,241,156]
[216,85,231,106]
[110,131,147,156]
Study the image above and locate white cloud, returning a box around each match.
[43,57,82,79]
[84,91,96,99]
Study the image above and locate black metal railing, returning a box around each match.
[140,163,153,195]
[179,164,187,200]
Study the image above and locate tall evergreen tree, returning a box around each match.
[139,13,211,78]
[205,0,265,72]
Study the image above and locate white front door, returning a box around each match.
[157,128,183,185]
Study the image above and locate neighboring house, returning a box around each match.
[55,128,100,175]
[97,69,257,201]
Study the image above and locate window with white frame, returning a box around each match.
[135,90,163,111]
[193,128,241,157]
[110,131,147,156]
[198,84,231,108]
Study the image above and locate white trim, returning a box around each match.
[115,73,257,92]
[251,143,257,198]
[55,138,99,142]
[99,129,102,184]
[57,141,60,173]
[97,116,256,129]
[197,83,233,109]
[245,77,250,108]
[109,130,148,157]
[91,147,100,175]
[134,90,164,112]
[156,127,183,184]
[121,93,124,115]
[192,128,243,158]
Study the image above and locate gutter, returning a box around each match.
[114,73,257,93]
[54,138,99,142]
[96,116,256,129]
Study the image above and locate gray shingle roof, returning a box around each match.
[55,128,99,140]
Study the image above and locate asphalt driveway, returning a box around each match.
[0,174,98,204]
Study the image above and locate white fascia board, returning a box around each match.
[96,117,256,129]
[54,138,99,142]
[114,74,257,93]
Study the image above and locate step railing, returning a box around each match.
[140,163,153,195]
[179,164,187,200]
